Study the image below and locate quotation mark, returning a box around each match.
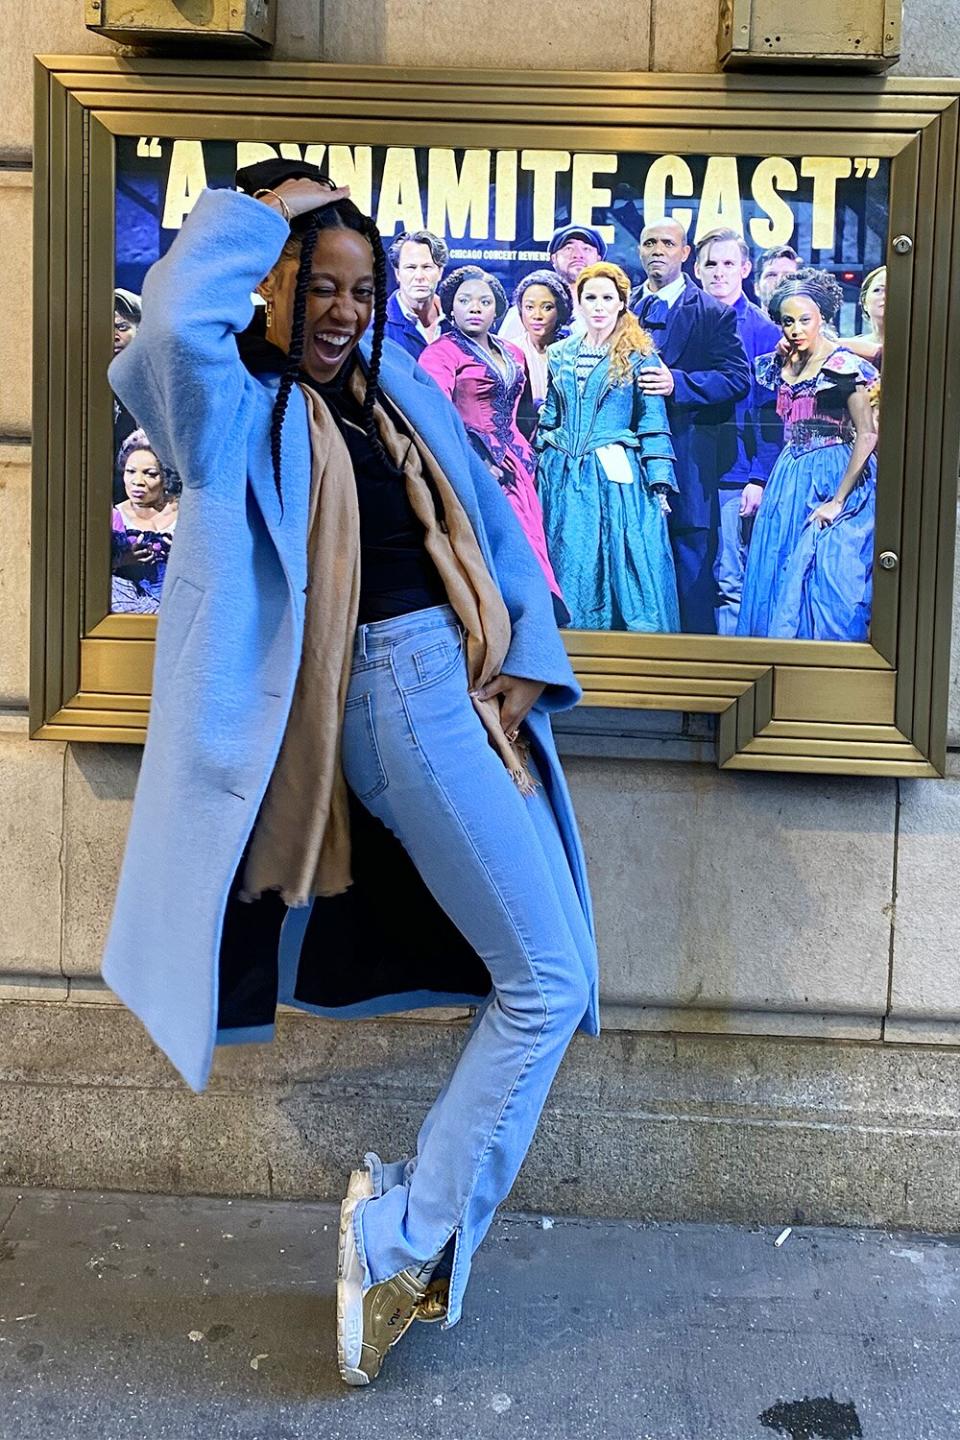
[852,157,881,178]
[136,137,163,158]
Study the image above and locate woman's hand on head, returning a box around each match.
[471,673,546,738]
[259,179,351,221]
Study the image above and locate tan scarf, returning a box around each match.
[242,372,533,908]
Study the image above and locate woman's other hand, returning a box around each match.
[472,673,545,739]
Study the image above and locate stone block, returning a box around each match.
[272,0,323,59]
[895,0,960,77]
[0,728,65,977]
[0,445,30,705]
[4,999,960,1231]
[889,774,960,1022]
[61,743,140,978]
[651,0,721,72]
[565,758,896,1020]
[322,0,651,67]
[0,1,114,155]
[0,173,32,438]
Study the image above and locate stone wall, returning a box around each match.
[2,0,960,1217]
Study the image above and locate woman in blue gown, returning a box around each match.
[737,269,879,642]
[535,262,680,632]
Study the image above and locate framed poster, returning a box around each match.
[31,58,960,773]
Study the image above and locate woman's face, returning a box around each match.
[261,227,376,384]
[114,312,137,355]
[452,279,498,339]
[123,450,165,507]
[863,270,886,330]
[520,284,560,345]
[779,295,824,353]
[578,276,623,340]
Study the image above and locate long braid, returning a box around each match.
[357,213,394,470]
[269,216,321,515]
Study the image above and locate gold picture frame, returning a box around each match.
[31,56,960,775]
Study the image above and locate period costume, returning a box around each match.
[736,346,879,641]
[535,335,680,632]
[104,187,597,1332]
[631,275,751,633]
[418,330,562,604]
[109,504,177,613]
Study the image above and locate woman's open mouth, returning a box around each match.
[312,331,354,364]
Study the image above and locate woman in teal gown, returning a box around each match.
[535,262,680,632]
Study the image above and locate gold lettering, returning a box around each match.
[327,146,373,214]
[161,141,208,230]
[571,153,618,245]
[375,148,425,234]
[494,151,518,241]
[748,157,799,247]
[521,150,572,241]
[695,156,744,242]
[801,156,852,251]
[642,155,694,235]
[427,149,491,240]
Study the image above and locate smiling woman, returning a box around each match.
[100,154,599,1388]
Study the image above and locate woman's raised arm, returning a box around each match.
[108,187,291,486]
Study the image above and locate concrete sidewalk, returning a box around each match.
[0,1187,957,1440]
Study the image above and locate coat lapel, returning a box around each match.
[660,279,699,368]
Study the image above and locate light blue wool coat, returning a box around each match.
[103,188,599,1094]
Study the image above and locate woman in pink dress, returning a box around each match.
[418,265,564,616]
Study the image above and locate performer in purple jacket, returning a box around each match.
[694,227,783,634]
[630,218,751,633]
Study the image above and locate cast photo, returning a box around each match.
[111,138,889,640]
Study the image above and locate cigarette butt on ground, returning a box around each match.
[774,1227,793,1248]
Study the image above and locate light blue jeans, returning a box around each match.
[340,604,593,1327]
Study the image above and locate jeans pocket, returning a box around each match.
[408,629,465,692]
[342,691,388,802]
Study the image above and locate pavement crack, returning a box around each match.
[0,1192,22,1237]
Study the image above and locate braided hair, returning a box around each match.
[767,267,845,326]
[267,196,391,514]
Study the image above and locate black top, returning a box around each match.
[238,334,446,624]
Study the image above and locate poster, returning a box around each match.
[110,136,888,640]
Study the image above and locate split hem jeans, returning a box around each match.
[340,604,593,1328]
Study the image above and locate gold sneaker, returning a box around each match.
[415,1276,450,1325]
[337,1164,430,1386]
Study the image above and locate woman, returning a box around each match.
[110,428,179,614]
[103,162,597,1387]
[511,268,573,440]
[737,269,879,641]
[844,264,886,368]
[418,266,563,611]
[535,262,680,632]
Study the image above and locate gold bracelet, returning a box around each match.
[253,187,291,223]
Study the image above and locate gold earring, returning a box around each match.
[265,298,275,331]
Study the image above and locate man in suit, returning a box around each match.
[630,218,751,633]
[694,227,783,634]
[384,229,449,360]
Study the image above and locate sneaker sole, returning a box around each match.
[336,1166,375,1386]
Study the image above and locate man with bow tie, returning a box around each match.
[630,218,751,633]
